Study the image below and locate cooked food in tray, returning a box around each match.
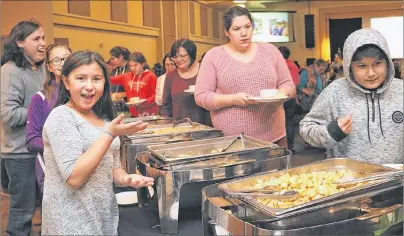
[138,125,204,135]
[248,170,366,208]
[166,147,234,159]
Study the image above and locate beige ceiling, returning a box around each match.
[197,0,402,11]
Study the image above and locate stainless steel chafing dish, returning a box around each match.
[120,120,223,174]
[202,159,403,236]
[123,115,174,125]
[218,158,401,216]
[136,145,292,234]
[147,135,278,165]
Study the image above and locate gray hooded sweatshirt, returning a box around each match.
[300,28,403,164]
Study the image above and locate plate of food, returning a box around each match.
[247,89,288,103]
[184,85,195,94]
[126,97,146,106]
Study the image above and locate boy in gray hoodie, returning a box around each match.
[300,28,403,164]
[1,20,46,235]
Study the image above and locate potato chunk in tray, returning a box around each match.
[254,170,364,208]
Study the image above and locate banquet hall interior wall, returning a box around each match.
[0,0,402,66]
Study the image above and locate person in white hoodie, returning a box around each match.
[300,28,403,164]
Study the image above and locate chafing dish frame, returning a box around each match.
[135,149,292,234]
[218,158,401,216]
[202,181,403,236]
[147,135,278,164]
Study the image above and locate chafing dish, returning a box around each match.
[202,180,403,236]
[123,115,174,125]
[120,121,223,174]
[135,147,292,234]
[147,135,278,165]
[127,122,216,139]
[218,158,402,216]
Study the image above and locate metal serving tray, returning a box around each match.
[127,122,217,139]
[123,115,173,125]
[218,158,401,216]
[147,135,278,164]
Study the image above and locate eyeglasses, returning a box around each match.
[172,54,189,60]
[49,56,69,66]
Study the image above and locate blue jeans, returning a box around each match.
[4,158,37,236]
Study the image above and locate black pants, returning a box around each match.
[4,158,37,236]
[283,99,296,149]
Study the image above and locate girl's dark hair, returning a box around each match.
[162,53,172,66]
[314,58,327,67]
[278,46,291,59]
[44,44,72,101]
[55,51,116,121]
[129,52,150,70]
[199,52,207,63]
[110,46,130,61]
[3,19,44,68]
[223,6,253,32]
[170,39,197,67]
[352,44,387,62]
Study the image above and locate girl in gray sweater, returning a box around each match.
[41,51,154,235]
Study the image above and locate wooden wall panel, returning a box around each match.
[143,0,161,28]
[111,0,128,23]
[162,0,176,53]
[189,1,195,35]
[212,10,219,39]
[200,5,208,37]
[68,0,90,17]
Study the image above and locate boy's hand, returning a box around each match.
[337,114,352,135]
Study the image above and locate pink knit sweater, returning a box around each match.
[195,43,295,142]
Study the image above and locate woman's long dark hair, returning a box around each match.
[44,44,72,101]
[3,19,44,69]
[55,51,117,121]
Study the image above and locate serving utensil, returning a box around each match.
[333,170,403,185]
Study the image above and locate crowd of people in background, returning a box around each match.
[0,5,403,236]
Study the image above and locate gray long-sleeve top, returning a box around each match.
[1,61,45,158]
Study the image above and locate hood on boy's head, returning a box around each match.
[343,28,395,93]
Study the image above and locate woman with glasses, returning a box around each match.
[155,53,175,107]
[26,43,72,197]
[195,6,295,146]
[160,39,211,125]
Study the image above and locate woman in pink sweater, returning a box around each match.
[195,6,295,146]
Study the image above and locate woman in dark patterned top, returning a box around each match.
[161,39,211,126]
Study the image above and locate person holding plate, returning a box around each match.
[195,6,295,146]
[110,52,158,117]
[160,39,211,126]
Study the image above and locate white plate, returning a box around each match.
[148,186,154,198]
[184,89,194,94]
[248,96,288,103]
[115,191,138,205]
[126,99,146,106]
[382,164,403,170]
